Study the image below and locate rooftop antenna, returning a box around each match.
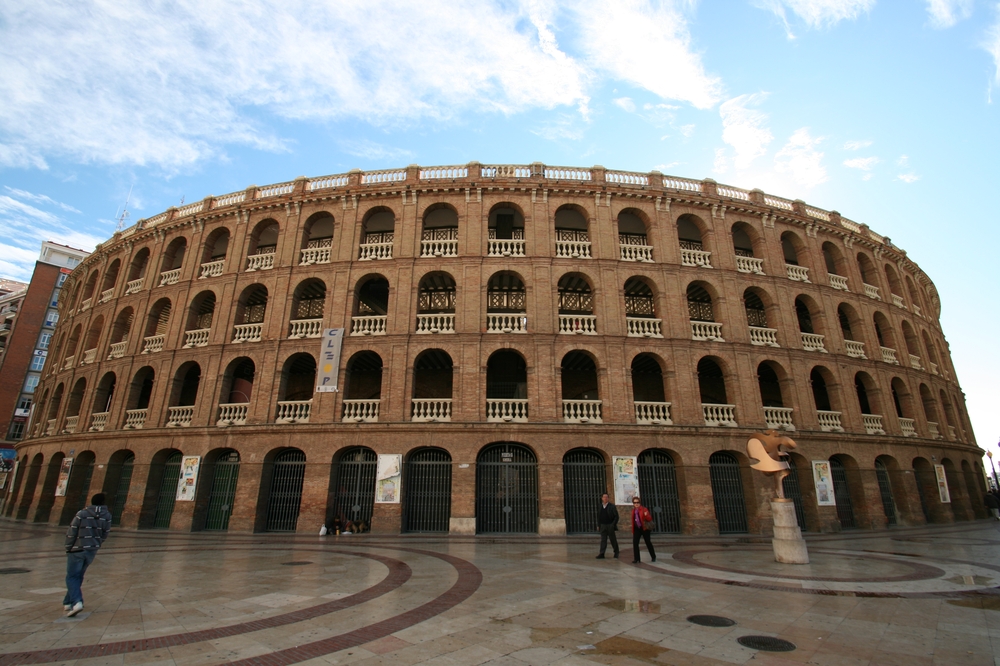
[114,185,133,233]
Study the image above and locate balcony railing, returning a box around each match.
[166,406,194,427]
[913,304,922,316]
[89,412,109,432]
[486,399,529,422]
[63,415,79,434]
[680,248,712,267]
[801,332,827,352]
[909,354,923,370]
[928,361,938,375]
[159,268,181,286]
[416,313,456,334]
[691,321,724,341]
[626,317,663,338]
[785,265,810,282]
[276,400,312,424]
[62,355,75,370]
[864,283,881,300]
[563,399,602,423]
[99,288,115,303]
[123,408,148,429]
[488,239,525,257]
[289,319,323,339]
[702,403,737,427]
[82,349,97,365]
[183,328,211,348]
[948,425,957,440]
[748,326,779,347]
[863,414,886,435]
[359,242,393,261]
[217,403,248,426]
[927,421,942,439]
[620,244,654,262]
[735,256,764,274]
[124,278,144,295]
[844,340,866,359]
[246,251,275,272]
[45,418,55,436]
[817,410,845,432]
[635,401,672,425]
[555,240,592,258]
[898,417,917,437]
[200,260,224,278]
[486,314,527,333]
[108,340,128,359]
[232,323,263,343]
[420,238,458,258]
[80,297,92,311]
[891,294,906,309]
[411,398,452,422]
[763,406,795,431]
[300,247,331,265]
[880,346,899,364]
[828,274,849,291]
[350,315,387,336]
[342,399,380,422]
[558,314,597,335]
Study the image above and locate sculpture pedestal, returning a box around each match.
[771,499,809,564]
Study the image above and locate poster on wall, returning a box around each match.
[175,456,201,501]
[934,464,951,503]
[54,458,74,497]
[375,454,402,503]
[812,460,836,506]
[612,456,639,505]
[316,328,345,392]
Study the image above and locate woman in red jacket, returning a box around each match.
[630,496,656,563]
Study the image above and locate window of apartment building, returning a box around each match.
[30,354,46,371]
[44,310,59,327]
[24,375,39,393]
[7,421,25,441]
[38,332,51,349]
[17,397,31,411]
[57,273,68,287]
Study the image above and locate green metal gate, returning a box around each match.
[68,458,95,519]
[562,449,606,534]
[265,449,306,532]
[402,448,451,533]
[875,459,897,526]
[110,454,134,526]
[709,452,748,534]
[332,448,377,530]
[830,458,857,529]
[476,443,537,534]
[152,452,182,529]
[782,457,807,530]
[205,451,240,531]
[637,449,681,533]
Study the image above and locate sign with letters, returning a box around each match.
[612,456,639,505]
[316,328,345,393]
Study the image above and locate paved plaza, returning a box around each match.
[2,521,1000,665]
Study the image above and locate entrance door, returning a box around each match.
[153,452,182,529]
[265,449,306,532]
[332,448,377,529]
[875,459,897,526]
[109,454,134,526]
[205,451,241,531]
[562,449,606,534]
[476,443,537,534]
[781,457,807,530]
[402,448,451,532]
[709,452,748,534]
[637,449,681,533]
[830,457,857,529]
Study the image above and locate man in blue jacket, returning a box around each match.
[63,493,112,617]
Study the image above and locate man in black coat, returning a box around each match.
[596,492,620,559]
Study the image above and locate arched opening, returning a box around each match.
[637,449,682,533]
[554,205,590,251]
[919,384,941,437]
[912,457,936,523]
[884,263,904,301]
[402,448,452,533]
[109,307,133,357]
[940,390,959,440]
[328,447,377,532]
[686,281,722,338]
[744,288,776,345]
[198,449,241,531]
[262,448,306,532]
[234,285,267,342]
[822,241,845,277]
[59,451,96,525]
[82,315,104,362]
[875,456,899,526]
[65,377,87,433]
[476,442,538,534]
[942,459,970,521]
[486,350,528,422]
[100,259,121,299]
[201,227,230,267]
[184,291,215,347]
[900,321,921,366]
[678,214,710,266]
[558,273,595,334]
[166,362,200,427]
[416,272,456,333]
[81,270,99,303]
[758,362,784,407]
[837,304,858,342]
[145,449,182,529]
[810,367,834,411]
[618,209,652,261]
[90,372,116,429]
[300,212,334,264]
[781,231,803,267]
[343,351,382,422]
[124,367,154,429]
[783,454,808,530]
[289,279,326,338]
[488,203,525,240]
[359,208,394,260]
[857,252,878,289]
[352,275,389,335]
[278,352,316,411]
[3,455,28,518]
[905,275,924,314]
[421,204,458,257]
[829,456,857,529]
[218,357,254,426]
[699,357,735,426]
[159,237,186,283]
[890,378,914,436]
[486,271,527,332]
[127,248,150,287]
[624,277,660,337]
[731,222,756,258]
[15,453,44,520]
[45,383,65,433]
[412,349,453,421]
[632,354,670,424]
[64,324,82,366]
[563,448,607,534]
[921,330,941,374]
[561,351,600,422]
[142,298,171,353]
[855,371,878,414]
[961,459,986,520]
[709,451,748,533]
[103,449,135,526]
[34,452,66,522]
[247,219,279,259]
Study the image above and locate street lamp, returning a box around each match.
[988,450,999,491]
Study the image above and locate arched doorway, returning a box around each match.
[205,451,241,531]
[153,452,183,529]
[830,457,857,529]
[709,452,748,534]
[875,458,898,526]
[106,452,135,526]
[637,449,681,533]
[265,449,306,532]
[402,448,452,533]
[60,451,96,525]
[330,447,377,530]
[476,443,538,534]
[782,456,807,530]
[562,449,606,534]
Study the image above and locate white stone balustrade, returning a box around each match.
[342,399,380,422]
[880,346,899,364]
[80,297,92,311]
[216,403,248,426]
[299,247,331,265]
[948,425,957,440]
[864,283,881,300]
[927,421,942,439]
[233,323,263,343]
[898,417,917,437]
[863,414,886,435]
[488,239,525,257]
[183,328,211,348]
[487,399,529,422]
[416,313,456,334]
[545,167,591,180]
[246,252,275,272]
[166,406,194,427]
[350,315,387,336]
[486,314,527,333]
[681,248,712,267]
[200,260,224,278]
[801,332,827,352]
[626,317,663,338]
[361,169,406,184]
[45,419,55,436]
[620,244,654,262]
[411,399,452,422]
[828,274,849,291]
[691,321,724,341]
[62,355,75,370]
[256,182,294,198]
[108,341,128,359]
[786,265,810,282]
[555,240,592,258]
[735,256,764,274]
[289,319,323,339]
[763,406,795,431]
[420,166,468,179]
[359,242,393,261]
[817,410,845,432]
[309,175,349,190]
[928,361,938,375]
[99,288,114,303]
[276,400,312,424]
[82,349,97,365]
[845,340,867,359]
[63,416,79,434]
[159,268,180,286]
[702,403,738,427]
[124,278,144,294]
[563,399,603,423]
[558,314,597,335]
[635,402,673,425]
[913,304,922,316]
[909,354,923,370]
[420,239,458,257]
[124,408,148,429]
[892,294,906,309]
[89,412,109,432]
[749,327,779,347]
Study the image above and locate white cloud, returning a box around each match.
[3,187,81,213]
[755,0,874,35]
[719,93,774,169]
[613,97,637,112]
[843,156,879,170]
[897,154,910,166]
[0,143,47,169]
[843,139,872,150]
[680,124,696,137]
[986,7,1000,84]
[338,140,413,162]
[897,173,920,183]
[774,128,828,188]
[926,0,973,28]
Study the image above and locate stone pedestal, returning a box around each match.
[771,499,809,564]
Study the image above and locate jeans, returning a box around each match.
[632,529,655,562]
[598,524,619,555]
[63,550,97,606]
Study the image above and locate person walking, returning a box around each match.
[63,493,112,617]
[595,492,620,559]
[985,491,1000,520]
[630,496,656,564]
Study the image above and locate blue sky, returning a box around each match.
[1,0,998,451]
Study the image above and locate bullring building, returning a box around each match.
[2,163,982,537]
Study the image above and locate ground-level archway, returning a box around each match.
[476,442,537,534]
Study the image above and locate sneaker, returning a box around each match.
[63,604,71,611]
[66,602,83,617]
